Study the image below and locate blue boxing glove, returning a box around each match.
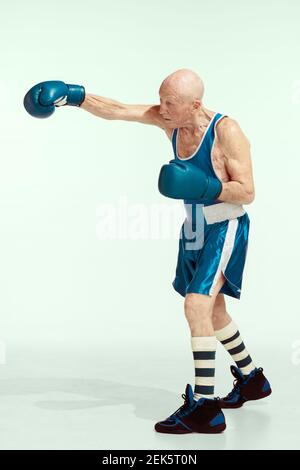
[23,80,85,118]
[158,158,222,201]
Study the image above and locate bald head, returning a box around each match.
[159,68,204,104]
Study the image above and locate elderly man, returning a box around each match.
[23,69,272,434]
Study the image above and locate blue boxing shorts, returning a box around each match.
[172,202,250,299]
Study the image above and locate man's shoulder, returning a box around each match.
[216,116,250,144]
[216,115,237,133]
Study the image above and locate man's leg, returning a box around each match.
[184,273,226,401]
[211,293,272,408]
[211,294,256,376]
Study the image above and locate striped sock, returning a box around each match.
[215,321,256,376]
[191,336,216,401]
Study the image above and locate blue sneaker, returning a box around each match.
[154,384,226,434]
[219,366,272,409]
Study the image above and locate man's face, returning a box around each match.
[158,87,193,127]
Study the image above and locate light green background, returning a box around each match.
[0,0,299,367]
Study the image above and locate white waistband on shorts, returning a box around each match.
[203,202,246,224]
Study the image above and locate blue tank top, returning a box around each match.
[171,112,227,207]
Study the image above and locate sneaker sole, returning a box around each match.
[220,388,272,409]
[155,423,226,434]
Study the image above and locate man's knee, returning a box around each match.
[212,294,231,329]
[184,293,212,322]
[212,292,225,313]
[211,294,225,318]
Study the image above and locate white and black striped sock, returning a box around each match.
[215,321,255,376]
[191,336,216,401]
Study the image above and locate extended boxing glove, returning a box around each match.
[23,80,85,118]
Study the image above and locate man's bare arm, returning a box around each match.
[217,118,255,205]
[80,94,168,130]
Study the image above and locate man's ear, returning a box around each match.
[193,99,202,110]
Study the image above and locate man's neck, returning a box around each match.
[180,107,215,135]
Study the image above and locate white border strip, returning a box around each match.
[209,218,239,295]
